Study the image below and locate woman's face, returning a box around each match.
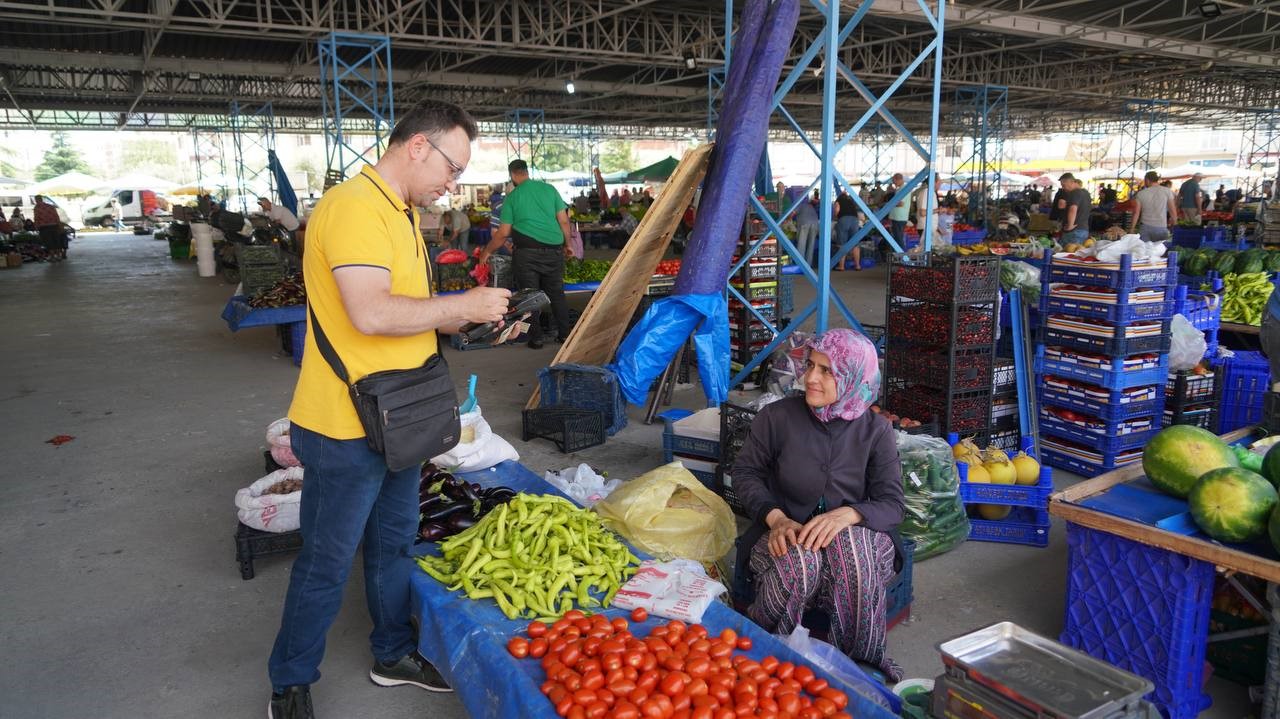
[803,350,839,408]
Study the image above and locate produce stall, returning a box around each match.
[1049,426,1279,719]
[220,295,305,366]
[410,460,899,719]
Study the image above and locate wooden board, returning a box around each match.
[1048,427,1280,582]
[1220,321,1261,336]
[526,143,713,410]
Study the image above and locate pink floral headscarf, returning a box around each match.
[805,328,880,422]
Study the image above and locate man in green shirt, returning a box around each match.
[886,173,910,257]
[478,159,573,348]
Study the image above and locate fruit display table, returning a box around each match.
[220,295,305,366]
[1049,427,1279,719]
[409,460,901,719]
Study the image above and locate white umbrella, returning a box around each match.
[29,171,103,196]
[169,174,238,195]
[1201,166,1266,179]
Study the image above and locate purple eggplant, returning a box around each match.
[417,523,451,542]
[445,513,478,532]
[421,502,471,523]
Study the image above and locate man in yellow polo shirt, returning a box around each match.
[267,100,510,719]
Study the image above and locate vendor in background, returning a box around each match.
[731,329,905,681]
[1129,171,1177,243]
[257,197,301,233]
[477,158,573,349]
[791,192,819,267]
[1178,172,1204,224]
[914,175,942,251]
[886,173,910,258]
[9,206,23,227]
[440,206,471,249]
[833,190,860,271]
[1058,173,1091,245]
[33,195,66,261]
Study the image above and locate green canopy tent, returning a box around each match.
[625,156,679,183]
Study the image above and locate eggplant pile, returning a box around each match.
[417,464,517,542]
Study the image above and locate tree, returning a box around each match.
[34,131,90,180]
[536,142,586,173]
[600,141,636,174]
[119,138,183,181]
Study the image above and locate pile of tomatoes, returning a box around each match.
[654,259,683,277]
[507,608,856,719]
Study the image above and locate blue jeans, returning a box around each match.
[268,424,420,691]
[835,216,860,250]
[1062,227,1088,245]
[889,220,907,253]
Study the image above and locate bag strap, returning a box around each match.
[309,304,352,386]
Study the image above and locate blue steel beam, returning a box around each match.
[954,85,1008,228]
[318,32,394,180]
[505,108,546,168]
[727,0,946,388]
[229,100,276,214]
[1239,110,1280,198]
[1116,99,1169,190]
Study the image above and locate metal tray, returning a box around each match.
[938,622,1153,719]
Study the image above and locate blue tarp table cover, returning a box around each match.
[409,460,899,719]
[220,295,305,330]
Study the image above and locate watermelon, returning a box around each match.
[1214,252,1238,275]
[1142,425,1240,498]
[1186,253,1211,276]
[1188,467,1278,542]
[1271,504,1280,554]
[1200,248,1217,262]
[1236,253,1264,274]
[1266,252,1280,273]
[1262,443,1280,489]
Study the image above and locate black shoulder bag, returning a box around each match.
[306,174,461,471]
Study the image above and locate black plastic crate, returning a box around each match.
[241,263,288,299]
[730,322,777,344]
[887,299,997,350]
[728,299,778,322]
[716,402,758,517]
[889,253,1000,305]
[235,243,282,267]
[1266,391,1280,435]
[1166,369,1221,407]
[883,379,993,434]
[885,345,995,391]
[521,407,606,453]
[993,358,1017,393]
[235,521,304,580]
[1164,405,1218,431]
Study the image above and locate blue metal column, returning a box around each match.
[954,85,1007,229]
[191,125,229,199]
[727,0,947,387]
[229,100,276,214]
[505,109,546,169]
[1239,110,1280,198]
[318,33,395,181]
[1116,99,1169,193]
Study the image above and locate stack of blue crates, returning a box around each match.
[1036,252,1178,477]
[1172,282,1221,359]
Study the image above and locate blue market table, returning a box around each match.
[409,460,900,719]
[220,295,305,366]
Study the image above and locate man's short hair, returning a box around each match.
[387,100,478,146]
[892,172,904,181]
[508,159,529,174]
[1058,172,1076,183]
[1144,171,1159,183]
[257,196,270,204]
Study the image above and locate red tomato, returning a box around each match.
[661,654,684,672]
[640,697,665,719]
[666,620,687,634]
[798,707,821,719]
[612,617,630,633]
[736,636,752,651]
[555,694,575,717]
[793,665,815,685]
[640,653,658,672]
[672,693,691,711]
[596,689,615,707]
[628,688,648,705]
[637,669,661,692]
[572,688,597,705]
[561,645,582,666]
[528,621,549,638]
[553,618,573,633]
[691,639,712,654]
[623,666,639,681]
[686,677,709,697]
[813,697,838,717]
[774,662,795,680]
[613,701,640,719]
[602,653,623,672]
[691,706,714,719]
[776,691,801,714]
[600,639,626,654]
[585,701,609,719]
[832,713,853,719]
[718,628,738,646]
[624,650,645,668]
[567,706,586,719]
[631,607,649,622]
[610,679,637,696]
[804,678,829,695]
[708,641,732,659]
[583,637,604,657]
[760,656,779,675]
[582,671,605,691]
[565,609,586,620]
[529,637,549,659]
[819,688,848,710]
[713,709,734,719]
[507,637,529,658]
[660,672,686,697]
[691,695,718,709]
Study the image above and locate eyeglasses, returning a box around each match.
[424,136,466,182]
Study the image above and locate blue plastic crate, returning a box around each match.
[1039,322,1171,356]
[950,228,988,246]
[1061,523,1215,719]
[1039,441,1142,478]
[537,363,627,436]
[1037,385,1162,422]
[1036,348,1169,391]
[1214,350,1271,434]
[1199,228,1243,251]
[1172,285,1221,332]
[1170,227,1203,248]
[1041,294,1175,324]
[966,505,1049,547]
[887,538,915,626]
[1045,253,1177,290]
[1038,411,1159,453]
[1176,272,1220,291]
[661,420,721,462]
[958,461,1053,509]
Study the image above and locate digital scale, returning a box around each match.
[930,623,1158,719]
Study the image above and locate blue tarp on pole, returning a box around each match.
[608,294,729,406]
[268,150,298,215]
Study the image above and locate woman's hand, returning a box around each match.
[765,509,804,558]
[797,506,862,551]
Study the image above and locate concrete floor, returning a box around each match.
[0,233,1254,718]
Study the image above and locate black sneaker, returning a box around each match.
[268,685,314,719]
[370,653,452,693]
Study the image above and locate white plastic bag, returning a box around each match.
[543,463,621,507]
[1092,236,1166,263]
[1169,314,1208,371]
[235,466,305,532]
[266,418,301,468]
[612,559,727,623]
[430,405,519,472]
[781,625,900,713]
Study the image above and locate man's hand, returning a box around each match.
[563,244,573,260]
[765,509,804,558]
[460,286,512,324]
[476,249,491,266]
[796,506,862,551]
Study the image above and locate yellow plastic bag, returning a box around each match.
[593,462,736,564]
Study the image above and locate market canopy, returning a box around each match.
[28,171,102,196]
[626,156,679,182]
[169,175,238,196]
[0,175,29,187]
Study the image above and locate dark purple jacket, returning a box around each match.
[731,396,904,537]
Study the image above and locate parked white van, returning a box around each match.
[81,188,164,231]
[0,193,72,225]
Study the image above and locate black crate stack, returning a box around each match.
[1035,252,1178,478]
[729,202,784,384]
[1164,369,1222,431]
[883,255,1001,436]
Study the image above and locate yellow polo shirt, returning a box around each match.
[288,165,438,439]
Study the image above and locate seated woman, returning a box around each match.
[732,328,905,680]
